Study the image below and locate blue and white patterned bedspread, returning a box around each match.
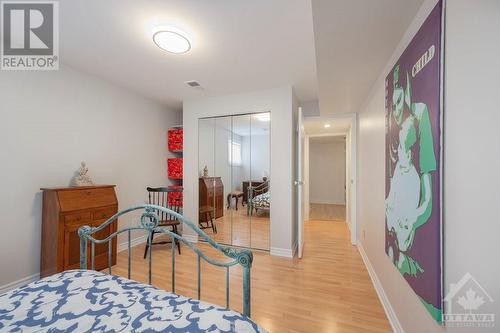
[0,270,266,333]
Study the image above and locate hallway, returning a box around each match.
[113,220,391,333]
[309,203,346,221]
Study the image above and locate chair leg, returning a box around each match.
[209,212,216,234]
[235,196,239,211]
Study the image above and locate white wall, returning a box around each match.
[241,134,270,183]
[300,100,320,117]
[443,1,500,331]
[309,139,346,205]
[183,87,296,256]
[356,0,500,332]
[0,65,181,289]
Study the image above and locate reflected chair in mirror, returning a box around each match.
[227,190,244,210]
[143,187,182,258]
[247,180,270,216]
[199,205,217,233]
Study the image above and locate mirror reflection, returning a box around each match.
[198,112,270,250]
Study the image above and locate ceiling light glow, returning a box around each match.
[153,27,191,54]
[254,113,271,122]
[324,123,331,128]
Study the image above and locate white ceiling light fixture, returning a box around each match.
[324,123,331,128]
[254,113,271,122]
[152,26,191,54]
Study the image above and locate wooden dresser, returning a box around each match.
[199,177,224,222]
[40,185,118,278]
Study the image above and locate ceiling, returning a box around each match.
[311,0,424,114]
[59,0,424,114]
[59,0,317,111]
[304,117,351,135]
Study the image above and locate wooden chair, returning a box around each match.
[199,205,217,233]
[227,191,244,210]
[143,187,182,258]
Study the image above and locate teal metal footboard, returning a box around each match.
[78,204,253,317]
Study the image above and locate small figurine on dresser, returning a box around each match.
[203,165,209,177]
[72,161,94,186]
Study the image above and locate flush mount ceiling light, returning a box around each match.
[254,113,271,122]
[152,27,191,54]
[324,123,331,128]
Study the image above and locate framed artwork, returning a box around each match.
[385,0,444,323]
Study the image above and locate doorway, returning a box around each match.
[307,135,346,221]
[297,113,357,256]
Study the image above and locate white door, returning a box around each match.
[296,107,305,258]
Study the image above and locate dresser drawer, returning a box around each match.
[64,212,92,224]
[57,187,117,212]
[93,206,117,221]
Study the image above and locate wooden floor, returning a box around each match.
[113,220,392,333]
[309,203,346,221]
[203,206,270,250]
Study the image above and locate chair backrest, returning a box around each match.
[147,187,183,222]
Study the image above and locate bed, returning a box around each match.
[247,181,270,216]
[0,205,266,333]
[251,192,270,212]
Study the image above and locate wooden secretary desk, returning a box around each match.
[199,177,224,222]
[40,185,118,278]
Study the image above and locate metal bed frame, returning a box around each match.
[78,204,253,317]
[247,180,270,216]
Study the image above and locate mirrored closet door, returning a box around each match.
[198,112,270,250]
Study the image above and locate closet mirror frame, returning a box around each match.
[197,111,271,251]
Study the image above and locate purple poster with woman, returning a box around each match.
[385,1,443,323]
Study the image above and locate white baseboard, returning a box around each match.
[1,233,198,295]
[1,237,149,294]
[0,273,39,294]
[117,235,148,252]
[270,246,294,258]
[117,232,200,253]
[182,234,198,243]
[357,241,404,333]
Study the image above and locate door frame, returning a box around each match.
[302,113,357,246]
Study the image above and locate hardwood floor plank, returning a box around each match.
[309,203,346,221]
[112,220,392,333]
